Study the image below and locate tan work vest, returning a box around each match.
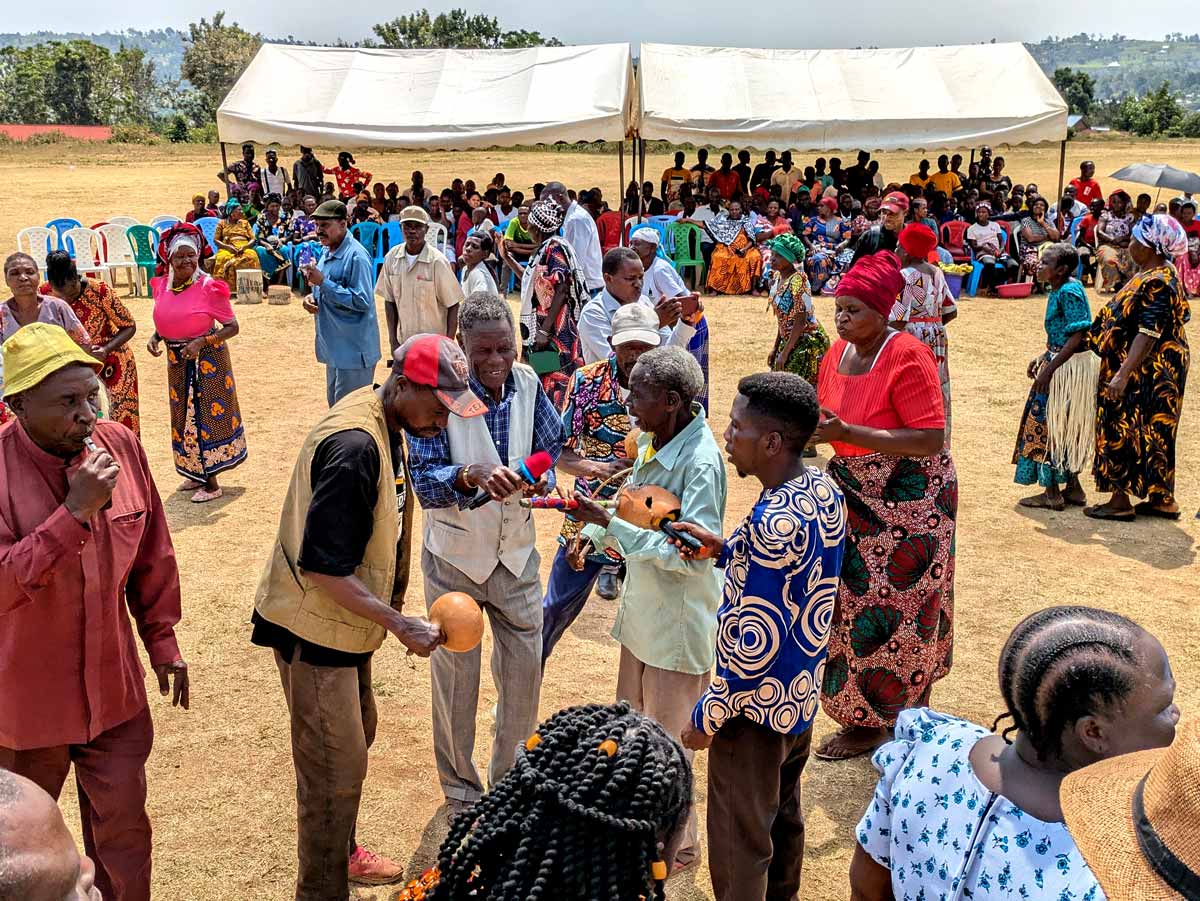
[253,387,412,654]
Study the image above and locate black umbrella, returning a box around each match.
[1109,163,1200,196]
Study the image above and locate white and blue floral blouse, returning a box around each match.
[857,708,1104,901]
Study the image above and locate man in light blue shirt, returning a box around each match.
[300,199,381,407]
[571,345,726,869]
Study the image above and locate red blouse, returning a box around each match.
[817,332,945,457]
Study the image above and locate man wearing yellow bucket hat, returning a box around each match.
[0,322,189,901]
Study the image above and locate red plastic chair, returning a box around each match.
[941,221,971,263]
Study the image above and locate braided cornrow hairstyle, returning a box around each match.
[429,702,692,901]
[993,605,1143,760]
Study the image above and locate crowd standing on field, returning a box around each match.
[0,137,1195,901]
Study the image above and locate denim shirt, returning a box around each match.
[313,234,381,369]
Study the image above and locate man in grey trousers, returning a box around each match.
[407,292,564,812]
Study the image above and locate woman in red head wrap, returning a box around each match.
[890,224,957,442]
[810,250,958,761]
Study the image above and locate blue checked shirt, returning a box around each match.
[409,371,564,509]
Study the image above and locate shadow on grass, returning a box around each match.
[1012,501,1197,570]
[163,485,247,531]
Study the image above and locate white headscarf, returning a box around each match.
[630,226,660,246]
[167,233,200,259]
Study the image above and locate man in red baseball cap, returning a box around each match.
[252,333,481,895]
[850,190,910,269]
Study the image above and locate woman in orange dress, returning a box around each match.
[704,198,763,296]
[42,250,140,435]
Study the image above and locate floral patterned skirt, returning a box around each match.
[773,324,829,386]
[166,339,247,481]
[821,452,957,730]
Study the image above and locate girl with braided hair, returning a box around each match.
[849,606,1179,901]
[398,702,692,901]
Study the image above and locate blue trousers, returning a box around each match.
[325,365,375,407]
[541,547,607,664]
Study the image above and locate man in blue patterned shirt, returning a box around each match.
[408,292,564,813]
[671,372,847,901]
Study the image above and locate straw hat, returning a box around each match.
[1061,720,1200,900]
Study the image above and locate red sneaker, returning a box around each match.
[348,845,404,886]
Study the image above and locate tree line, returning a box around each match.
[1053,67,1200,138]
[0,9,559,141]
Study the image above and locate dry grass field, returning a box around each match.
[2,138,1199,900]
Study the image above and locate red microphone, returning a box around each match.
[466,451,554,509]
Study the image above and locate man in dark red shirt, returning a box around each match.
[1069,160,1104,207]
[0,322,188,901]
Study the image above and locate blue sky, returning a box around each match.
[8,1,1199,47]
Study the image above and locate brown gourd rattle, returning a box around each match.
[613,484,703,553]
[428,592,485,653]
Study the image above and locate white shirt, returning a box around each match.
[577,289,696,364]
[689,206,719,245]
[461,262,498,297]
[1048,200,1088,222]
[642,256,688,303]
[260,166,288,196]
[563,201,604,292]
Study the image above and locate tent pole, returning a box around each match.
[219,142,231,200]
[624,138,633,244]
[1056,140,1066,200]
[638,136,646,213]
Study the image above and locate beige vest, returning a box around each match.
[423,363,538,584]
[254,387,412,654]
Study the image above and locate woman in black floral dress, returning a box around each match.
[1082,214,1190,520]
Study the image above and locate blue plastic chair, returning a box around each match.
[45,218,82,251]
[350,222,385,273]
[382,221,403,255]
[192,217,220,253]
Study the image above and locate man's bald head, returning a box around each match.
[0,770,98,900]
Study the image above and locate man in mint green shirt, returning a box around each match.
[572,345,726,869]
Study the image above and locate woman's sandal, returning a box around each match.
[190,486,223,504]
[1083,504,1136,522]
[1133,501,1182,520]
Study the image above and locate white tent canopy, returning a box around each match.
[635,42,1067,151]
[217,43,634,151]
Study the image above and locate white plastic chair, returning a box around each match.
[106,216,141,229]
[429,222,448,257]
[149,215,181,232]
[16,226,52,276]
[96,223,139,293]
[61,227,112,288]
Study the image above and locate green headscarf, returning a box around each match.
[769,232,806,264]
[224,197,243,216]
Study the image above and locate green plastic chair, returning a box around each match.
[671,222,706,287]
[126,225,159,296]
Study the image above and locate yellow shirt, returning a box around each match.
[661,167,692,200]
[929,171,962,196]
[910,172,932,188]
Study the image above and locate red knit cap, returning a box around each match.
[898,223,939,260]
[835,250,905,317]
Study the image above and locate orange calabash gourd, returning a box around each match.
[614,484,683,531]
[428,592,484,653]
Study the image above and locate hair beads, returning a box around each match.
[430,702,691,900]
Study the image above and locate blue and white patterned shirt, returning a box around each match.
[408,370,564,509]
[691,468,846,736]
[857,709,1105,901]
